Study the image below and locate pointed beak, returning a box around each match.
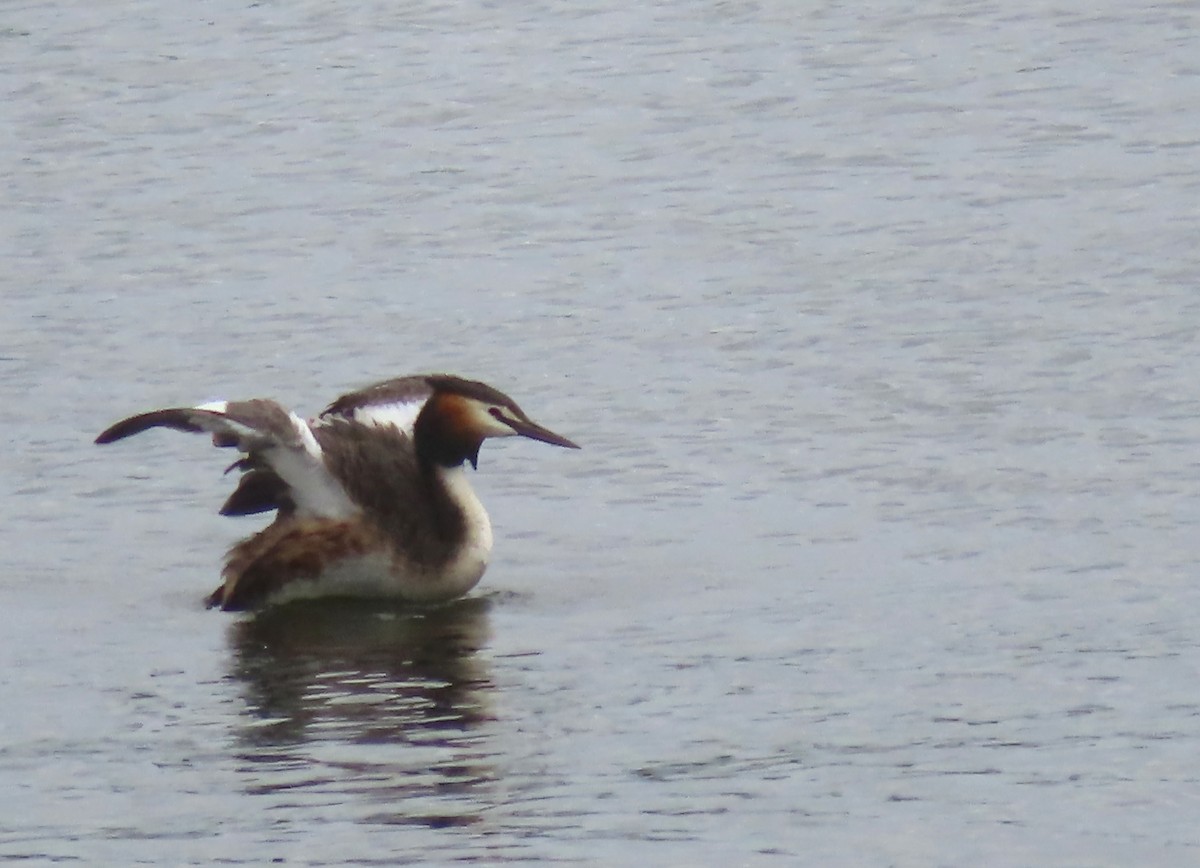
[507,416,580,450]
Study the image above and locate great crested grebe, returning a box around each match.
[95,374,579,610]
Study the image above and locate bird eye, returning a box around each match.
[488,407,503,420]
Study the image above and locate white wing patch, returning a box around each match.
[95,399,359,521]
[206,403,360,519]
[334,397,428,436]
[267,410,358,519]
[201,402,358,519]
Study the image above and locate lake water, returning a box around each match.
[3,0,1200,864]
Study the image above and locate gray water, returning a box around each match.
[4,1,1200,864]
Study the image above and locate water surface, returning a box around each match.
[3,1,1200,864]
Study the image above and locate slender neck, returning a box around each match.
[417,457,469,544]
[414,394,483,470]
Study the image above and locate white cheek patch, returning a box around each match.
[466,402,518,437]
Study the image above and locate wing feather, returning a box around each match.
[96,399,356,519]
[319,374,435,435]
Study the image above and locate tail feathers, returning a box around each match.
[209,518,379,610]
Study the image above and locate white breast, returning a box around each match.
[431,465,493,597]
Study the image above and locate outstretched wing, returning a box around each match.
[96,399,358,520]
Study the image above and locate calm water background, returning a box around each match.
[4,1,1200,864]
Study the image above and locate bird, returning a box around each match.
[95,373,579,610]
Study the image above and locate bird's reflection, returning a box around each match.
[225,596,496,826]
